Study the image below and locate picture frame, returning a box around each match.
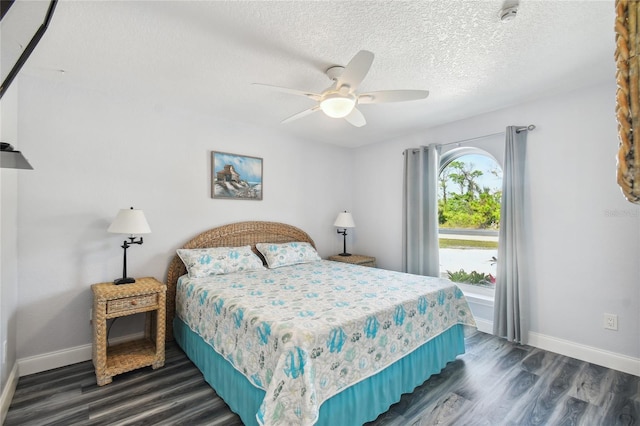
[211,151,263,200]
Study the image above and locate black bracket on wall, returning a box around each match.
[0,0,58,99]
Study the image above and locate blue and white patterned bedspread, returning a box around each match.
[176,260,476,425]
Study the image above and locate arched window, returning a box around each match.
[437,148,502,291]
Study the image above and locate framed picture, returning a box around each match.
[211,151,263,200]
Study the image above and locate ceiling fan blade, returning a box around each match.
[281,106,320,124]
[253,83,322,101]
[344,108,366,127]
[336,50,374,92]
[358,90,429,104]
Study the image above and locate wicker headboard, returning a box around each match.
[165,221,316,341]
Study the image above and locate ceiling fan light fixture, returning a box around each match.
[320,93,356,118]
[257,50,430,127]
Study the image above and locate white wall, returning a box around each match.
[0,83,20,397]
[15,75,354,360]
[11,73,640,376]
[352,81,640,366]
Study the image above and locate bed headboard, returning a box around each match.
[165,221,316,341]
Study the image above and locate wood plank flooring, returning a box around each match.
[6,332,639,425]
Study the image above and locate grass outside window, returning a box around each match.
[439,238,498,249]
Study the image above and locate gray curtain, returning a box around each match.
[493,126,528,343]
[402,144,440,276]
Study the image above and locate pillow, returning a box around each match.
[177,245,265,278]
[255,242,321,269]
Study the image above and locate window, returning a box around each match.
[438,149,501,293]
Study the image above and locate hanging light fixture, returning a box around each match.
[320,92,356,118]
[0,143,33,170]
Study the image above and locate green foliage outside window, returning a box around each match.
[438,160,501,229]
[446,269,495,287]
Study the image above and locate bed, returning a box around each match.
[165,221,476,426]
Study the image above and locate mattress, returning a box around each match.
[176,260,476,425]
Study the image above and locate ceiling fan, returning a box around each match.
[254,50,429,127]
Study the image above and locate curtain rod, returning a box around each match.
[437,124,536,148]
[404,124,536,154]
[438,131,504,147]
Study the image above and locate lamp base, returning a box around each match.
[338,252,352,257]
[114,277,136,285]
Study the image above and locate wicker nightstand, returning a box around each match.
[328,254,377,268]
[91,277,166,386]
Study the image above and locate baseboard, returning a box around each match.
[528,331,640,377]
[17,332,144,377]
[473,317,493,334]
[15,329,639,381]
[0,362,19,424]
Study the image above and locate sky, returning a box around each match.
[443,153,502,193]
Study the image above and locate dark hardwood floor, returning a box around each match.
[6,332,639,426]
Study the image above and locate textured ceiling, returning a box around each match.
[15,0,615,147]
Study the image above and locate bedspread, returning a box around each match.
[176,260,476,425]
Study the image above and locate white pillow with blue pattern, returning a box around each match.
[177,245,266,278]
[255,242,321,269]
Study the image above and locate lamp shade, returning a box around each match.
[334,211,355,228]
[108,208,151,235]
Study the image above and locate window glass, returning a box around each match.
[438,152,501,289]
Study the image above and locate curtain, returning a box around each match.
[402,144,440,277]
[493,126,528,343]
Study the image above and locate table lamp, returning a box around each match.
[108,207,151,284]
[334,211,355,256]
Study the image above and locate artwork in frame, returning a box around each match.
[211,151,263,200]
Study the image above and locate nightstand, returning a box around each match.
[328,254,377,268]
[91,277,166,386]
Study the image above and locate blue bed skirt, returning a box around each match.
[174,318,466,425]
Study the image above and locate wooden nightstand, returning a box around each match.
[91,277,166,386]
[328,254,377,268]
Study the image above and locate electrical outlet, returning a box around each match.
[89,308,93,323]
[604,313,618,330]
